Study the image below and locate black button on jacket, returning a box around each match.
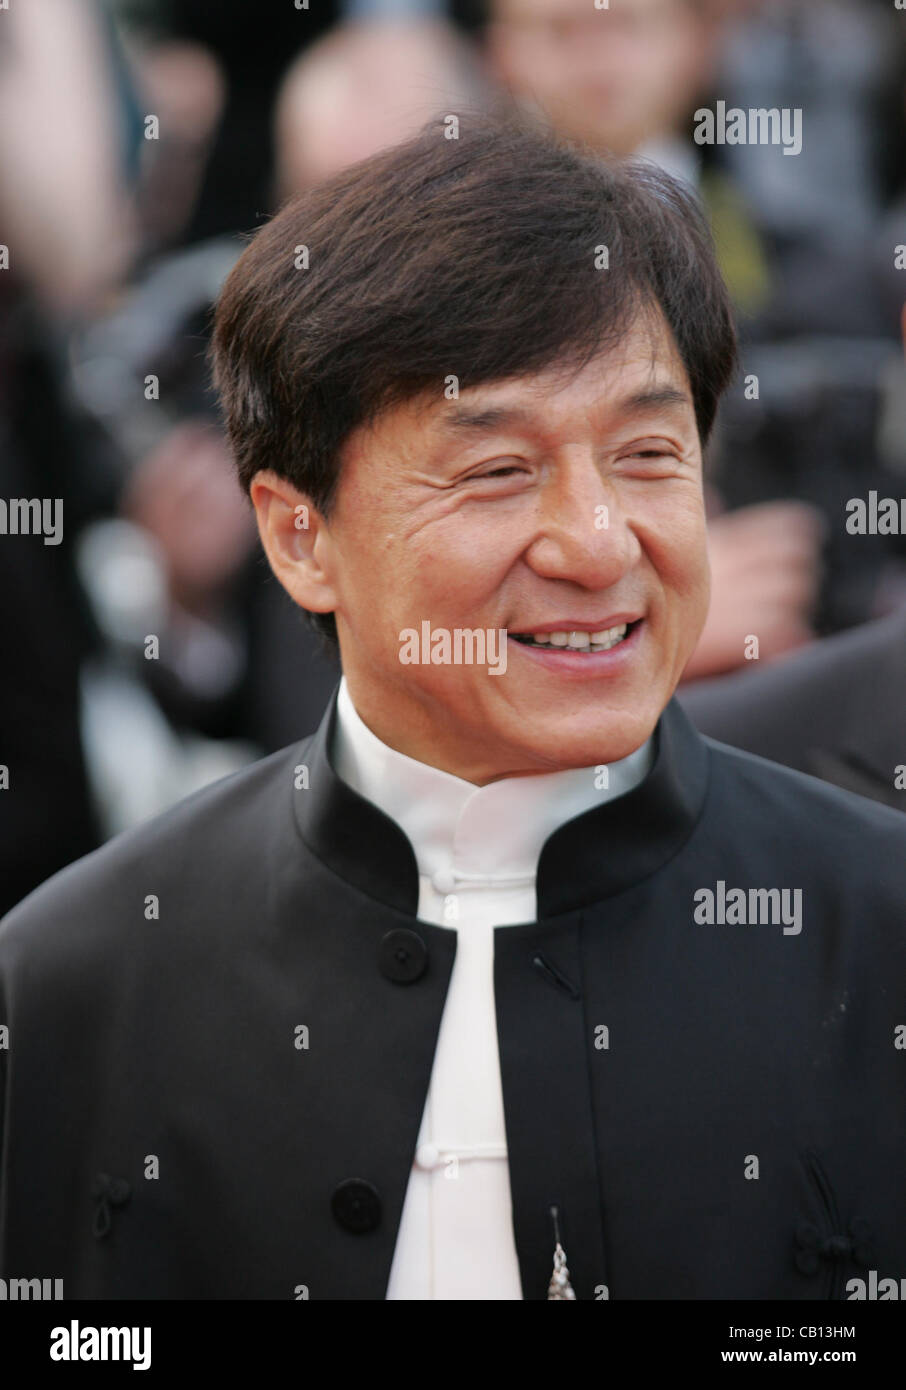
[1,687,904,1299]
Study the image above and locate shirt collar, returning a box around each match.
[293,682,711,920]
[331,675,655,885]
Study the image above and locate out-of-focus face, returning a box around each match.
[256,307,711,784]
[487,0,719,157]
[275,22,481,196]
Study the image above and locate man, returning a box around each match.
[1,118,905,1300]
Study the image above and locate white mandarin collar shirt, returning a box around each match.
[330,675,655,1300]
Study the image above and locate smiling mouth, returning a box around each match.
[510,620,642,653]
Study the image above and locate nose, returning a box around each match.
[522,452,642,590]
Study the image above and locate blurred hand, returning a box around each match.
[123,420,256,614]
[683,500,825,681]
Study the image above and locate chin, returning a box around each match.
[528,708,659,773]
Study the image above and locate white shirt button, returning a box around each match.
[415,1143,441,1171]
[432,867,457,895]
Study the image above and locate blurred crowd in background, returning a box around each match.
[2,0,906,915]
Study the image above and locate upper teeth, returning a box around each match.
[524,624,629,650]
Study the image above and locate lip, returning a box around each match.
[508,618,644,678]
[509,614,643,635]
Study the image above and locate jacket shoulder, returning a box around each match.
[0,740,309,968]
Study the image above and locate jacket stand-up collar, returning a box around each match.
[293,686,712,919]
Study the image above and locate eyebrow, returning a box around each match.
[438,385,692,437]
[440,405,531,435]
[620,386,692,415]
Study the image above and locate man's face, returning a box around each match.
[488,0,718,158]
[313,309,710,783]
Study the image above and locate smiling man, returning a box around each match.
[2,118,906,1302]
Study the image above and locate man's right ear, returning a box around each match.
[248,469,339,618]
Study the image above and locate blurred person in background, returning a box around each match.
[274,17,494,198]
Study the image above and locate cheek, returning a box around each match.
[641,495,709,601]
[409,513,522,607]
[337,532,491,633]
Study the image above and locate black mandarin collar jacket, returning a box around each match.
[1,686,905,1300]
